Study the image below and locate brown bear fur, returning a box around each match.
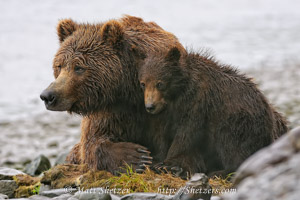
[40,15,186,175]
[138,47,288,177]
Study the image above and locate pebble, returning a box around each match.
[0,167,25,180]
[0,193,8,200]
[52,194,73,200]
[72,190,112,200]
[29,195,52,200]
[40,189,70,198]
[0,180,18,198]
[211,196,221,200]
[174,173,212,200]
[120,193,171,200]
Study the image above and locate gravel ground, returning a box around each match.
[246,62,300,128]
[0,112,81,169]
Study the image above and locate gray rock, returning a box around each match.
[8,199,29,200]
[54,151,69,166]
[52,194,74,200]
[0,193,8,200]
[174,173,212,200]
[29,195,51,200]
[211,196,221,200]
[67,197,78,200]
[39,184,51,194]
[120,193,172,200]
[221,127,300,200]
[73,188,112,200]
[110,194,121,200]
[0,180,18,198]
[24,155,51,176]
[40,189,70,198]
[0,167,25,180]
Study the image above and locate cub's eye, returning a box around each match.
[140,82,145,89]
[57,65,62,71]
[156,82,163,89]
[74,65,86,74]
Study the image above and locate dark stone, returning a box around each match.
[173,173,212,200]
[0,167,25,180]
[24,155,51,176]
[0,180,18,198]
[221,127,300,200]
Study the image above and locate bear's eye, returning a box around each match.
[57,65,62,72]
[74,65,86,74]
[156,82,164,89]
[140,82,145,90]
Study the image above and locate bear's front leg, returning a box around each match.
[156,129,208,179]
[66,143,82,164]
[77,114,153,175]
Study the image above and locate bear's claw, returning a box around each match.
[130,147,152,173]
[137,148,151,154]
[141,155,153,160]
[152,162,187,178]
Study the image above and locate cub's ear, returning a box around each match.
[100,20,124,46]
[57,19,77,43]
[165,47,181,63]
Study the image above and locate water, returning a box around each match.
[0,0,299,166]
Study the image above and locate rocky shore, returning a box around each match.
[1,127,300,200]
[246,62,300,128]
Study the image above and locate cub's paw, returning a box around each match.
[110,142,153,174]
[152,161,188,179]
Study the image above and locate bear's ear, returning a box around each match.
[57,19,77,43]
[165,47,181,63]
[100,20,124,46]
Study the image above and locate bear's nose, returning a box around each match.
[40,90,56,106]
[145,104,155,113]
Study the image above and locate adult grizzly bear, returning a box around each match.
[40,16,186,174]
[138,47,288,178]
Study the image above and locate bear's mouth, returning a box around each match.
[40,89,75,112]
[44,99,74,112]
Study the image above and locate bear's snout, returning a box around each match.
[40,89,57,107]
[145,103,155,113]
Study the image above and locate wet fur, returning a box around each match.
[49,15,186,174]
[139,48,289,176]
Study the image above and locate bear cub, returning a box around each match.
[138,47,288,178]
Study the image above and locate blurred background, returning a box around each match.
[0,0,299,169]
